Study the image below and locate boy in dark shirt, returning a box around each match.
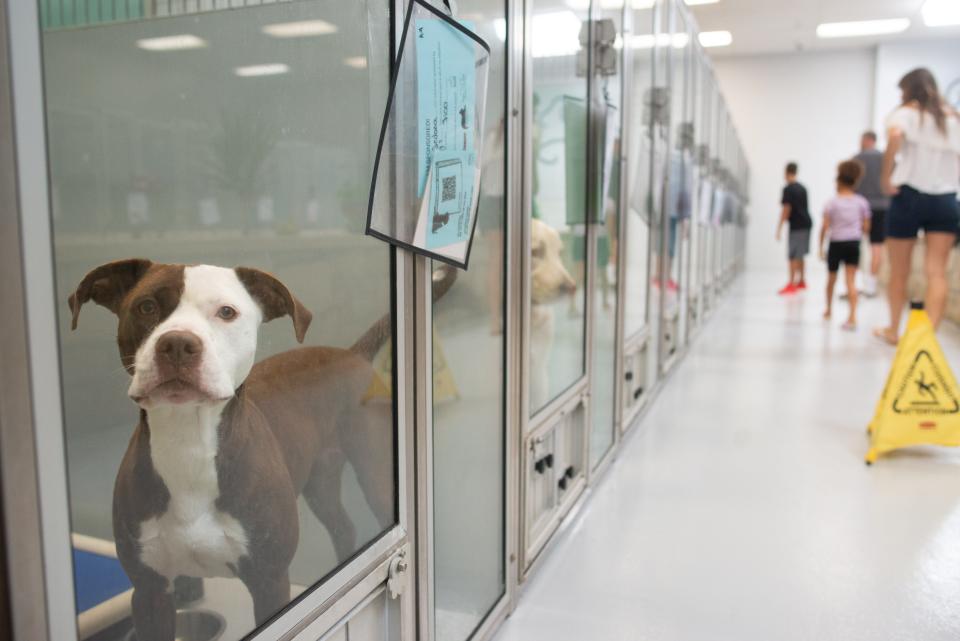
[775,162,813,295]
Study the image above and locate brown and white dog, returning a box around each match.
[529,219,577,409]
[69,259,450,641]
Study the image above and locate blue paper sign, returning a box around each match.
[416,18,478,250]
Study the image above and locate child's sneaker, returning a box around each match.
[778,283,797,296]
[796,281,807,290]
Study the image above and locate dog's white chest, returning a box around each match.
[138,406,249,580]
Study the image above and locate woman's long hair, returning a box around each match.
[899,67,949,135]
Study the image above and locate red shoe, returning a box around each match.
[666,279,679,292]
[778,283,797,295]
[796,281,807,290]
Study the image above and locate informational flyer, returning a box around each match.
[366,0,490,269]
[415,17,480,252]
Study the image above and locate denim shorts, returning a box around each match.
[887,185,960,239]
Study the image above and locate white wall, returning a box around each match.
[714,50,875,270]
[873,39,960,139]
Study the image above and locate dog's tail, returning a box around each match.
[349,264,458,361]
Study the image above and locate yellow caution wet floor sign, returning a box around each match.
[866,306,960,464]
[363,329,459,404]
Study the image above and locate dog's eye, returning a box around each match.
[216,306,238,321]
[532,246,545,260]
[137,299,158,315]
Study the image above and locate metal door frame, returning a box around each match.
[410,1,518,640]
[1,1,418,639]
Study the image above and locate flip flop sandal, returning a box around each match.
[872,327,898,345]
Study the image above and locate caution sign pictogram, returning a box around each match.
[866,306,960,464]
[892,351,960,415]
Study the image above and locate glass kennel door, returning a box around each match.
[619,0,656,430]
[588,0,624,475]
[15,1,416,640]
[521,0,591,573]
[659,0,690,368]
[430,2,509,641]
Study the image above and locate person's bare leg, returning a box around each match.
[924,232,957,329]
[844,264,859,326]
[824,272,837,319]
[798,258,806,286]
[879,237,915,341]
[871,242,884,279]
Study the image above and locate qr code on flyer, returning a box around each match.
[442,175,458,203]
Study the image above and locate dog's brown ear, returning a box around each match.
[68,259,153,330]
[235,267,313,343]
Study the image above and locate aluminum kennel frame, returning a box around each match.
[1,1,419,640]
[0,2,749,641]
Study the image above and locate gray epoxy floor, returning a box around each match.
[495,269,960,641]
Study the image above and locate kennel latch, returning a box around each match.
[387,549,409,599]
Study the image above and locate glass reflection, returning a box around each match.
[43,3,395,640]
[623,5,654,339]
[589,5,623,469]
[528,0,589,415]
[665,9,691,350]
[688,51,708,322]
[432,2,506,639]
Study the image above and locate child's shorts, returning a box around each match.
[827,240,860,273]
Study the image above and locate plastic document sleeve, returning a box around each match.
[366,0,490,269]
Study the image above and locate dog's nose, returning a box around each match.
[155,330,203,368]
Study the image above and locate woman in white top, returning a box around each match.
[876,68,960,344]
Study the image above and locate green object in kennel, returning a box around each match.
[563,96,587,227]
[41,0,144,30]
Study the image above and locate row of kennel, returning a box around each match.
[0,1,748,641]
[518,0,748,577]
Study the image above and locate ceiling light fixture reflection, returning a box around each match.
[699,30,732,47]
[343,56,368,70]
[565,0,627,9]
[816,18,910,38]
[234,63,290,77]
[922,0,960,26]
[532,11,582,58]
[136,34,207,51]
[262,20,338,38]
[629,32,689,49]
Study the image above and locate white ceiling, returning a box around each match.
[687,0,960,57]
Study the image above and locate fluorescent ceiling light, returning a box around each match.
[262,20,338,38]
[699,30,732,47]
[922,0,960,26]
[531,11,582,58]
[234,63,290,77]
[343,56,367,70]
[136,34,207,51]
[685,0,720,5]
[816,18,910,38]
[629,33,689,49]
[566,0,626,9]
